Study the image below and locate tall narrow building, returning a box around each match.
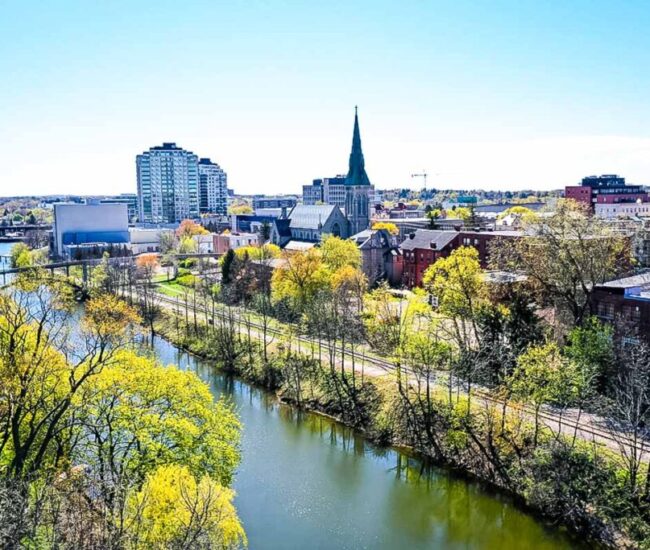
[344,107,373,234]
[136,143,199,224]
[198,158,228,215]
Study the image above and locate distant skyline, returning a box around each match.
[3,1,650,196]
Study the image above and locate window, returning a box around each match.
[597,301,615,319]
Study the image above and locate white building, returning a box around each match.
[53,203,129,258]
[595,202,650,219]
[128,227,174,255]
[198,158,228,216]
[136,143,200,224]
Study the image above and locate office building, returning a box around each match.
[565,175,648,211]
[136,143,199,224]
[198,158,228,215]
[99,193,139,222]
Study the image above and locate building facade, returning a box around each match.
[53,203,129,258]
[252,196,298,210]
[592,272,650,343]
[565,174,649,211]
[99,194,139,222]
[344,108,372,235]
[198,158,228,216]
[302,177,347,207]
[400,229,523,288]
[136,143,200,224]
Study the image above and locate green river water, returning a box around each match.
[150,335,584,550]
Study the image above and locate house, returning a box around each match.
[592,271,650,341]
[399,229,523,288]
[350,228,399,286]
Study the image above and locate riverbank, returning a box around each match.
[150,308,647,548]
[147,333,583,549]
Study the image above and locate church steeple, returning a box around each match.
[345,106,371,186]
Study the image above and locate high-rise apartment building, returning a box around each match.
[136,143,200,223]
[198,158,228,215]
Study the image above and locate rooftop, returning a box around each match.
[400,229,458,251]
[288,204,339,230]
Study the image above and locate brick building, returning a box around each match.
[400,229,522,288]
[565,174,649,211]
[592,271,650,342]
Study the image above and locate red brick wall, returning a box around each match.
[565,186,592,206]
[595,193,649,204]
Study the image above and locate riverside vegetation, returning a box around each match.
[112,205,650,548]
[0,271,246,549]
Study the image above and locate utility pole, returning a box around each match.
[411,170,428,190]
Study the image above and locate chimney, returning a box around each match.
[409,232,415,239]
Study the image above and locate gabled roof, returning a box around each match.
[288,204,340,230]
[273,218,291,238]
[400,229,458,251]
[350,228,390,249]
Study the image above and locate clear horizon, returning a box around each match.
[2,1,650,197]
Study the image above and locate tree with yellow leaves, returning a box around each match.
[128,464,245,549]
[371,222,399,236]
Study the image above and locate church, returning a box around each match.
[291,108,374,243]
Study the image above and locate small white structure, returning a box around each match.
[53,203,129,258]
[128,227,174,255]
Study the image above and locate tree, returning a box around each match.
[135,254,160,337]
[0,284,244,548]
[177,219,208,239]
[490,200,631,326]
[320,235,361,271]
[271,249,330,316]
[159,231,178,254]
[220,249,236,286]
[508,343,578,446]
[128,464,245,549]
[9,243,31,268]
[179,236,198,254]
[371,222,399,236]
[227,203,253,215]
[423,246,485,350]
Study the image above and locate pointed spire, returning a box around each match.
[345,107,371,186]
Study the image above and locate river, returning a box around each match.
[148,335,582,550]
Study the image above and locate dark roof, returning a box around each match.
[345,107,371,186]
[400,229,458,251]
[273,218,291,238]
[288,204,339,230]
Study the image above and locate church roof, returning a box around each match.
[345,107,371,187]
[288,204,340,230]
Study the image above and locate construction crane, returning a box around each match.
[411,170,428,190]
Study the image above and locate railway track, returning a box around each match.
[147,289,648,457]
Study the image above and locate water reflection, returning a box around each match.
[144,334,581,550]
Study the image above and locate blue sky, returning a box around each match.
[2,0,650,195]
